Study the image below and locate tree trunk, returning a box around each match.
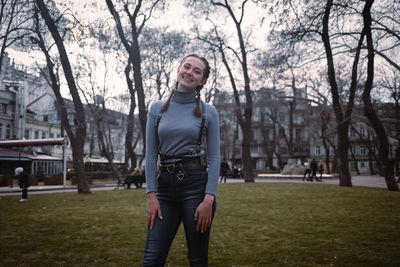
[350,146,360,175]
[95,115,122,187]
[336,126,352,186]
[124,60,137,173]
[322,0,366,187]
[361,0,398,191]
[34,1,89,192]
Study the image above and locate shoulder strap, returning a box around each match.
[195,102,206,153]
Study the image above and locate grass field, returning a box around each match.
[0,183,399,266]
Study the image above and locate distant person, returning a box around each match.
[317,160,324,182]
[131,167,142,188]
[15,167,29,202]
[303,159,311,181]
[219,158,231,183]
[310,158,318,182]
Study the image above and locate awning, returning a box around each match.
[0,138,66,148]
[0,157,31,161]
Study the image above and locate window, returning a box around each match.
[279,112,285,122]
[2,104,7,115]
[49,133,54,138]
[279,128,285,137]
[0,123,2,139]
[251,146,259,153]
[315,146,321,155]
[350,129,356,137]
[295,128,302,141]
[24,129,30,139]
[360,146,366,155]
[360,127,365,137]
[6,125,11,139]
[43,115,48,122]
[34,131,39,139]
[41,132,46,139]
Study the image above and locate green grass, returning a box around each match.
[0,183,399,266]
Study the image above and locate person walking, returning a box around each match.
[15,167,29,202]
[303,159,311,181]
[143,54,220,266]
[219,158,230,184]
[310,158,318,182]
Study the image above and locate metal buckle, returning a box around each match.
[177,170,184,180]
[166,163,175,174]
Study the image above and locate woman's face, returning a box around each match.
[176,56,207,91]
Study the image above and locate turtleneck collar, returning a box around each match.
[171,88,196,103]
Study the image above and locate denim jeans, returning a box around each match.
[142,169,216,267]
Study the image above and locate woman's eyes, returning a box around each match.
[183,64,202,75]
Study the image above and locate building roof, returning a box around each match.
[0,147,61,161]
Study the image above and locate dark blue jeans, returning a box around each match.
[142,169,216,267]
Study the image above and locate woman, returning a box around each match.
[143,54,220,266]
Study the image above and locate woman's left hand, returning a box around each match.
[194,194,214,232]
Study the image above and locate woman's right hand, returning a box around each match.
[146,192,163,229]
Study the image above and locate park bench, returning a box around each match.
[124,174,145,189]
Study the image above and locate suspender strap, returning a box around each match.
[195,113,206,153]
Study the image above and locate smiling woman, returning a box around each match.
[143,54,220,266]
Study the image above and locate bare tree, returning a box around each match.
[361,0,398,191]
[192,0,264,182]
[0,0,31,72]
[35,0,89,193]
[141,27,188,102]
[105,0,164,169]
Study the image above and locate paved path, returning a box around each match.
[0,175,396,196]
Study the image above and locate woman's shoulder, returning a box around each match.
[148,100,164,115]
[202,102,218,117]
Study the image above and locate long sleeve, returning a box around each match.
[145,101,162,193]
[205,105,220,195]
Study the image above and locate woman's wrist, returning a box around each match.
[203,193,214,203]
[147,192,157,199]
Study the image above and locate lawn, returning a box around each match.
[0,183,399,266]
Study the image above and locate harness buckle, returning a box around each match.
[166,163,175,174]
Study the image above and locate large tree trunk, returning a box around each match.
[361,0,398,191]
[322,0,366,187]
[124,60,138,173]
[350,146,360,175]
[34,1,89,193]
[336,125,352,186]
[131,39,147,164]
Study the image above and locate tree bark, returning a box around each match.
[321,0,366,186]
[35,0,89,193]
[361,0,398,191]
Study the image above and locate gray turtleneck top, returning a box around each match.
[145,89,220,196]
